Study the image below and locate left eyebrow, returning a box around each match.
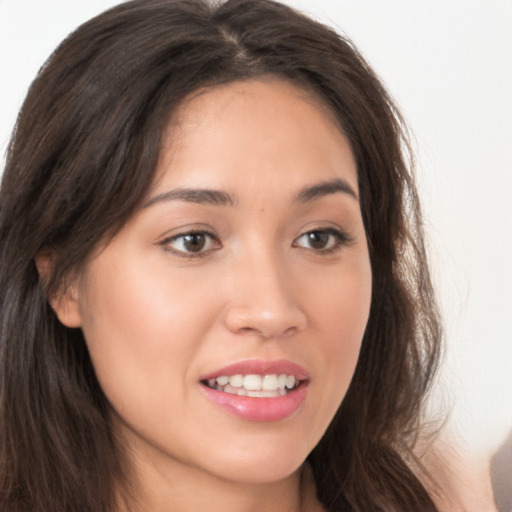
[294,178,358,203]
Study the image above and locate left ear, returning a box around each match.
[35,251,83,328]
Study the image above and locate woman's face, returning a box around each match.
[59,79,372,485]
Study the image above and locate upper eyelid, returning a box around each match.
[295,226,353,241]
[158,224,218,241]
[165,229,217,240]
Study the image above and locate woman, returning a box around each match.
[0,0,442,510]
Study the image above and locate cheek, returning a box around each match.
[331,259,371,367]
[320,291,368,399]
[77,254,217,414]
[307,250,372,355]
[297,250,372,440]
[325,276,371,358]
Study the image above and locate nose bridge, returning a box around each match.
[223,241,307,338]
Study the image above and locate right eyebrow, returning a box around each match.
[143,187,236,208]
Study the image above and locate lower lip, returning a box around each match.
[200,383,308,422]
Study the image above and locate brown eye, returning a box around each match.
[293,228,350,253]
[303,231,331,250]
[162,231,220,257]
[181,233,207,252]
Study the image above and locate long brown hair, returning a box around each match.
[0,0,442,510]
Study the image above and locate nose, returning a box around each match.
[223,251,307,339]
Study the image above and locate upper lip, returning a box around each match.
[200,359,309,382]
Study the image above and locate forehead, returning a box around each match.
[151,77,357,199]
[171,76,342,133]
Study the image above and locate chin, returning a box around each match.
[196,432,312,485]
[212,457,305,485]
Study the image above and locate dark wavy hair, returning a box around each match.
[0,0,442,510]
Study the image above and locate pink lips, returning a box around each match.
[199,359,309,422]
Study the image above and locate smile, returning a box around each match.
[199,360,309,421]
[203,374,301,397]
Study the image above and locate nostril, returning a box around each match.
[282,326,299,337]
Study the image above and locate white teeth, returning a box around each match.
[229,374,243,387]
[206,373,300,394]
[285,375,296,389]
[262,374,279,391]
[243,375,262,391]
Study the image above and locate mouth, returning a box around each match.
[199,360,309,421]
[201,373,304,398]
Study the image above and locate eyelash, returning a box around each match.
[292,228,353,254]
[160,227,352,259]
[160,230,220,259]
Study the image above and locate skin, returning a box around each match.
[52,78,372,512]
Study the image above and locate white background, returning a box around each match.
[1,0,511,462]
